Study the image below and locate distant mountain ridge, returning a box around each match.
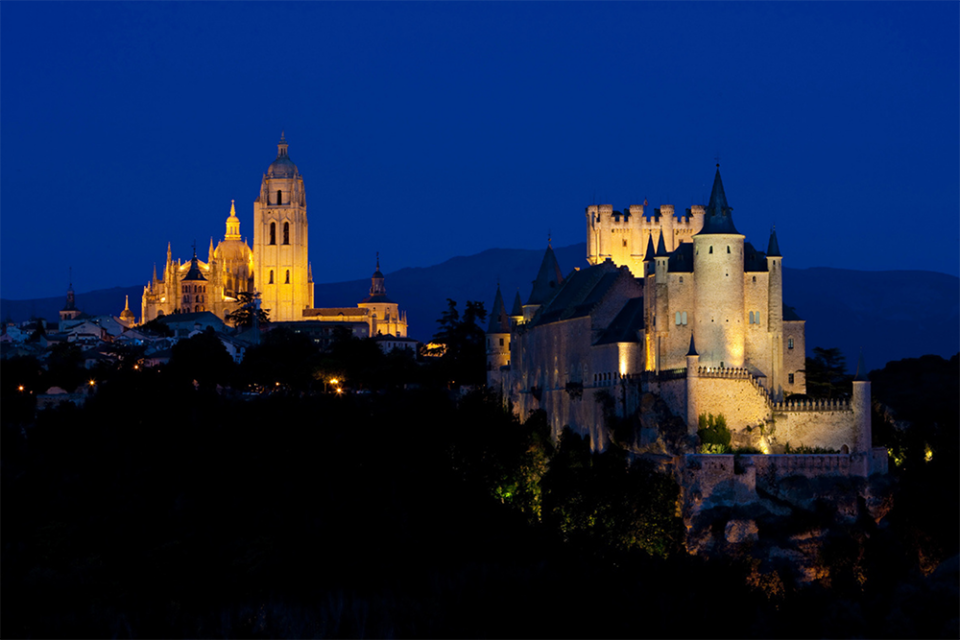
[3,243,957,371]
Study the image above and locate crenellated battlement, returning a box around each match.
[773,397,852,413]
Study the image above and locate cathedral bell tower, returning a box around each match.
[253,133,313,322]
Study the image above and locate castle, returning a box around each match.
[488,167,882,466]
[140,135,408,340]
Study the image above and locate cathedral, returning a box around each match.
[141,135,408,339]
[489,167,875,460]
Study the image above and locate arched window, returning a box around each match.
[709,246,713,254]
[285,270,290,284]
[682,311,687,325]
[788,338,794,349]
[283,222,290,245]
[756,312,761,325]
[727,246,731,253]
[270,222,276,245]
[269,270,274,285]
[675,312,681,326]
[752,276,757,283]
[749,311,755,324]
[277,189,282,205]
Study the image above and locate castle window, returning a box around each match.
[285,270,290,284]
[682,312,687,325]
[749,311,754,324]
[753,276,756,283]
[788,373,795,384]
[283,222,290,245]
[277,189,282,205]
[622,239,627,247]
[270,222,276,245]
[269,270,274,285]
[727,246,730,253]
[679,277,684,283]
[499,338,504,346]
[709,246,713,254]
[675,312,682,326]
[756,312,761,325]
[788,338,794,349]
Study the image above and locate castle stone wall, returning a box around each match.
[693,373,769,431]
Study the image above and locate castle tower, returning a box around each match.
[692,166,746,368]
[766,227,785,398]
[685,335,700,434]
[253,133,312,322]
[486,284,512,373]
[509,290,524,327]
[852,351,872,453]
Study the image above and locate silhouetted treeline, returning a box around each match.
[1,349,957,638]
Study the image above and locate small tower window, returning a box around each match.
[269,270,274,285]
[749,311,754,324]
[283,222,290,245]
[788,338,794,349]
[682,312,687,325]
[727,246,731,253]
[709,246,713,254]
[752,276,756,283]
[675,312,681,326]
[285,270,290,284]
[789,373,795,384]
[277,189,282,205]
[270,222,276,245]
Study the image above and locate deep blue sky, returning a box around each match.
[2,2,957,301]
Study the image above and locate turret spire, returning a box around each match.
[643,234,656,262]
[487,284,511,333]
[655,232,668,257]
[699,165,739,234]
[767,225,782,257]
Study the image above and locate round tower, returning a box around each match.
[766,227,784,398]
[692,166,745,368]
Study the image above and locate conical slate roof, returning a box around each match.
[655,232,668,257]
[183,252,207,281]
[686,334,699,357]
[698,167,739,235]
[527,244,564,306]
[487,285,511,333]
[767,227,782,257]
[510,290,523,317]
[643,234,656,262]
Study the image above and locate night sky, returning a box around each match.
[2,2,957,301]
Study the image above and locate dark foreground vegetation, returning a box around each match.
[2,334,957,637]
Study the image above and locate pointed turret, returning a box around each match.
[527,244,564,306]
[487,285,511,333]
[686,334,699,357]
[767,226,782,257]
[510,290,523,317]
[151,263,158,286]
[698,165,739,235]
[208,237,215,263]
[655,232,668,257]
[643,234,656,262]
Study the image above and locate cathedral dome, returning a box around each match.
[215,238,252,263]
[266,132,298,178]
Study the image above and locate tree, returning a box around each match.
[805,347,851,398]
[238,326,319,391]
[429,299,487,387]
[226,291,270,329]
[169,327,235,389]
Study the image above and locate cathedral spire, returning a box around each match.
[278,131,289,158]
[208,237,215,263]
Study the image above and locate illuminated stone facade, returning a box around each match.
[141,135,409,339]
[495,168,873,456]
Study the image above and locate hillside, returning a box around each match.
[3,243,957,370]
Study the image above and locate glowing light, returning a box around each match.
[18,385,24,392]
[133,365,139,370]
[88,380,96,386]
[329,379,339,385]
[924,446,933,462]
[335,387,343,395]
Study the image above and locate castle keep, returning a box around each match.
[490,167,880,466]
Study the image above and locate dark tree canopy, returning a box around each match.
[430,298,487,387]
[804,346,851,398]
